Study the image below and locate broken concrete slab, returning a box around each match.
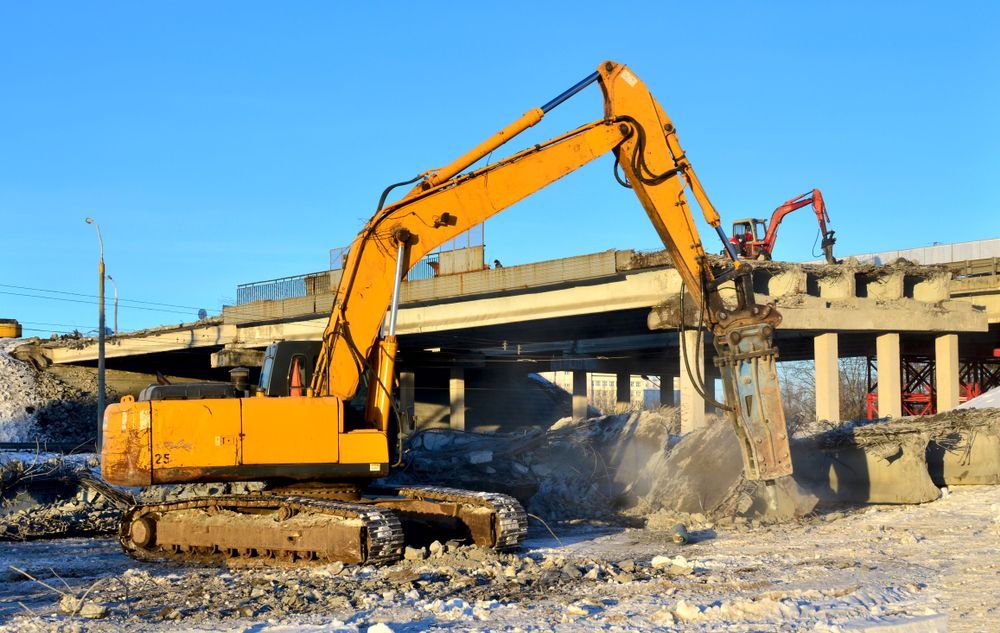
[922,408,1000,485]
[928,426,1000,485]
[794,432,941,505]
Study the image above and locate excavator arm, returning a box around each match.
[763,189,837,264]
[312,61,792,481]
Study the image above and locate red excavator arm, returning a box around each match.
[731,189,838,263]
[764,189,837,263]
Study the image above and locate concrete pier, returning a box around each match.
[814,333,840,422]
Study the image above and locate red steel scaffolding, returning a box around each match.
[866,355,1000,419]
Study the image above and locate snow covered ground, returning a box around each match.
[3,484,999,631]
[958,385,1000,410]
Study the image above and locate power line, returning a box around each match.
[0,290,202,317]
[22,320,95,329]
[0,283,208,311]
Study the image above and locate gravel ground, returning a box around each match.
[2,483,998,632]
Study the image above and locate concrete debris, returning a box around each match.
[795,432,941,505]
[0,453,120,540]
[0,341,106,444]
[403,546,427,561]
[811,408,1000,492]
[7,478,992,631]
[650,554,694,576]
[137,480,267,504]
[58,596,108,619]
[634,418,817,522]
[467,450,493,464]
[394,408,679,521]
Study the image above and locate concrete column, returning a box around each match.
[814,333,840,422]
[449,367,465,431]
[875,334,902,419]
[572,370,589,419]
[616,371,631,409]
[399,371,416,425]
[679,330,705,433]
[935,334,960,412]
[659,374,675,407]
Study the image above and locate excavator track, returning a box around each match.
[383,485,528,550]
[119,494,405,565]
[117,486,527,566]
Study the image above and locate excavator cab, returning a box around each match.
[729,218,769,259]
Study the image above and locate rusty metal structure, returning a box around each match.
[866,354,1000,419]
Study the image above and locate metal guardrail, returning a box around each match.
[330,246,350,270]
[947,257,1000,279]
[236,271,328,305]
[242,225,487,305]
[408,252,440,281]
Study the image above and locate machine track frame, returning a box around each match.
[118,485,527,566]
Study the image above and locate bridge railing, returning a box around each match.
[236,271,328,305]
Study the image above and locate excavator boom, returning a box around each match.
[312,61,790,480]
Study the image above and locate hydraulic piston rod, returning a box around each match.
[422,71,601,189]
[387,241,406,336]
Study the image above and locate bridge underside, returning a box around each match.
[18,249,998,432]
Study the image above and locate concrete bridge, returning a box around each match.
[18,242,999,432]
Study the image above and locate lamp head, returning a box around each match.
[85,217,94,224]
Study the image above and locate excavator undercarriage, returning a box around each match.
[120,485,527,565]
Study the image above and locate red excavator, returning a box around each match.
[729,188,838,264]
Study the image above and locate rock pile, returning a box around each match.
[0,341,102,444]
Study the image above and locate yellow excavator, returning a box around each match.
[101,61,792,565]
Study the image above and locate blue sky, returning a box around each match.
[1,1,997,334]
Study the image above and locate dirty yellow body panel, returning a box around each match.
[101,396,379,487]
[339,430,389,467]
[240,397,340,465]
[150,398,242,481]
[102,396,152,487]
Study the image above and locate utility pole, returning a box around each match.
[85,217,105,451]
[106,274,118,335]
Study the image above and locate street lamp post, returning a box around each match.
[85,217,105,451]
[106,274,119,335]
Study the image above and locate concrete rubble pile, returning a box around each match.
[636,406,1000,522]
[632,419,819,523]
[0,453,121,540]
[394,408,681,521]
[0,341,103,444]
[799,407,1000,502]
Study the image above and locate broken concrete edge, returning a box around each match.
[647,295,987,333]
[13,315,228,366]
[818,408,1000,450]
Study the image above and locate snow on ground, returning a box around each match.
[3,484,1000,631]
[958,385,1000,410]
